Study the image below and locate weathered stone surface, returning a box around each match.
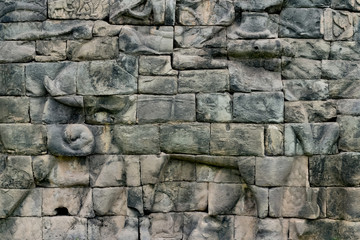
[77,55,138,95]
[252,186,269,218]
[0,41,35,63]
[139,76,177,94]
[0,217,42,240]
[178,69,229,93]
[265,125,284,155]
[113,125,160,154]
[177,0,234,25]
[33,155,89,187]
[285,0,330,7]
[140,154,167,185]
[228,39,286,59]
[338,99,360,115]
[119,26,173,54]
[0,0,47,22]
[175,26,226,48]
[283,80,328,101]
[197,93,232,122]
[0,64,25,96]
[332,0,360,10]
[93,20,122,36]
[233,92,284,123]
[140,213,183,239]
[329,80,360,99]
[12,189,42,217]
[235,0,284,12]
[93,187,127,216]
[43,217,88,240]
[0,124,46,154]
[67,37,118,61]
[285,101,337,123]
[282,38,330,60]
[282,58,322,79]
[227,13,278,39]
[84,95,136,124]
[279,8,323,38]
[229,59,282,92]
[210,124,264,156]
[330,41,360,60]
[285,123,339,156]
[0,97,29,123]
[0,155,33,189]
[139,55,177,75]
[160,123,210,154]
[173,48,228,69]
[88,217,138,240]
[324,9,354,41]
[137,94,195,123]
[256,156,308,187]
[35,40,66,62]
[322,60,360,80]
[327,188,360,221]
[269,187,325,219]
[0,189,29,218]
[48,0,109,19]
[338,116,360,152]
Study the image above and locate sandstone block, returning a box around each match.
[282,58,322,79]
[93,187,128,216]
[43,216,88,240]
[48,0,109,19]
[12,189,42,217]
[322,60,360,80]
[35,40,66,62]
[283,80,328,101]
[140,213,183,240]
[252,186,269,218]
[93,20,122,36]
[0,64,25,96]
[140,154,168,185]
[139,55,177,76]
[0,217,42,240]
[88,217,138,240]
[161,159,196,182]
[139,76,177,95]
[332,0,360,10]
[265,125,284,155]
[338,116,360,151]
[285,0,330,7]
[175,26,226,48]
[228,39,284,59]
[338,99,360,115]
[324,9,354,41]
[197,93,232,122]
[327,188,360,221]
[329,80,360,99]
[235,0,283,12]
[285,101,337,123]
[0,41,35,63]
[0,189,29,218]
[282,38,330,60]
[0,97,29,123]
[330,41,360,60]
[0,155,33,189]
[0,0,47,22]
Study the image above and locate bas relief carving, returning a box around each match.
[49,0,109,19]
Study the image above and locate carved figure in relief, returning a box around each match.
[52,0,102,18]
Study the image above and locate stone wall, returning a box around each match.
[1,0,360,239]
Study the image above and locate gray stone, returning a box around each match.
[119,26,173,54]
[35,40,67,62]
[327,188,360,221]
[0,64,25,96]
[285,101,337,123]
[282,58,322,79]
[279,8,323,38]
[140,213,183,240]
[84,95,136,124]
[235,218,289,240]
[0,156,33,189]
[137,94,195,123]
[330,41,360,60]
[332,0,360,10]
[233,92,284,123]
[88,217,139,240]
[285,123,339,156]
[33,155,89,187]
[338,99,360,115]
[228,39,285,59]
[175,26,226,48]
[177,0,234,25]
[160,123,210,154]
[229,59,282,92]
[127,187,144,216]
[0,124,46,154]
[235,0,284,12]
[138,76,177,94]
[0,41,35,63]
[12,189,42,217]
[43,217,88,240]
[324,9,354,41]
[139,55,177,75]
[210,124,264,156]
[48,0,109,19]
[178,69,229,93]
[265,125,284,155]
[0,97,29,123]
[256,156,308,187]
[140,154,168,185]
[113,125,160,154]
[0,217,42,240]
[0,0,47,22]
[197,93,232,122]
[227,13,278,39]
[93,187,127,216]
[338,116,360,152]
[251,186,269,218]
[0,189,29,218]
[173,48,228,70]
[285,0,331,7]
[329,80,360,99]
[322,60,360,80]
[283,80,328,101]
[282,38,330,60]
[93,20,122,36]
[234,216,257,240]
[161,159,196,182]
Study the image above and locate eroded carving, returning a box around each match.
[49,0,109,19]
[325,9,354,40]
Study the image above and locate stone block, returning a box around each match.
[0,217,42,240]
[265,125,284,155]
[0,189,29,218]
[0,64,25,96]
[177,0,234,25]
[211,123,264,156]
[0,124,46,154]
[139,55,177,75]
[285,123,339,156]
[322,60,360,80]
[196,165,241,183]
[227,13,278,39]
[338,116,360,152]
[283,80,328,101]
[48,0,109,19]
[269,187,325,219]
[0,0,47,22]
[161,159,196,182]
[12,189,42,217]
[140,154,168,185]
[228,39,285,59]
[93,187,128,216]
[234,216,257,240]
[282,58,322,79]
[43,217,88,240]
[0,97,29,123]
[197,93,232,122]
[233,92,284,123]
[285,0,331,7]
[137,94,195,123]
[329,80,360,99]
[256,156,308,187]
[324,9,354,41]
[175,26,226,48]
[229,59,282,92]
[0,41,35,63]
[139,76,177,95]
[327,188,360,221]
[88,217,139,240]
[35,40,67,62]
[160,123,210,154]
[252,186,269,218]
[140,213,183,240]
[330,41,360,60]
[282,38,330,60]
[279,8,323,38]
[332,0,360,10]
[93,20,122,36]
[235,0,284,12]
[0,155,33,189]
[285,101,337,123]
[338,99,360,115]
[119,26,173,54]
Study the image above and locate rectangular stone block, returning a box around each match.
[265,125,284,156]
[0,189,29,218]
[330,41,360,60]
[324,9,354,41]
[282,38,330,60]
[137,94,195,123]
[329,80,360,99]
[88,217,138,240]
[228,39,284,59]
[138,76,177,95]
[197,93,232,122]
[327,188,360,221]
[0,217,42,240]
[0,41,35,63]
[175,26,226,48]
[338,116,360,152]
[160,123,210,154]
[0,124,46,154]
[43,217,88,240]
[285,0,331,7]
[322,60,360,80]
[178,69,229,93]
[35,40,66,62]
[0,0,47,22]
[283,80,328,101]
[332,0,360,10]
[12,189,42,217]
[338,99,360,115]
[0,64,25,96]
[93,20,122,36]
[0,97,29,123]
[48,0,109,19]
[140,213,183,240]
[285,101,337,123]
[0,155,33,189]
[235,0,283,11]
[139,55,177,76]
[282,58,322,79]
[210,124,264,156]
[140,154,168,185]
[233,92,284,123]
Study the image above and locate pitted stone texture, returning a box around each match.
[285,123,339,156]
[0,41,35,63]
[0,0,47,22]
[0,217,42,240]
[233,92,284,123]
[48,0,109,19]
[283,80,328,101]
[137,94,195,123]
[35,40,66,62]
[0,155,33,189]
[175,26,226,48]
[235,0,284,12]
[228,39,285,59]
[285,101,337,123]
[88,217,138,240]
[265,125,284,156]
[197,93,232,122]
[0,97,29,123]
[140,213,183,240]
[329,80,360,99]
[43,217,87,240]
[139,76,177,95]
[322,60,360,80]
[0,64,25,96]
[139,55,177,76]
[211,124,264,156]
[282,58,322,79]
[327,188,360,221]
[338,116,360,152]
[282,38,330,60]
[324,9,354,41]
